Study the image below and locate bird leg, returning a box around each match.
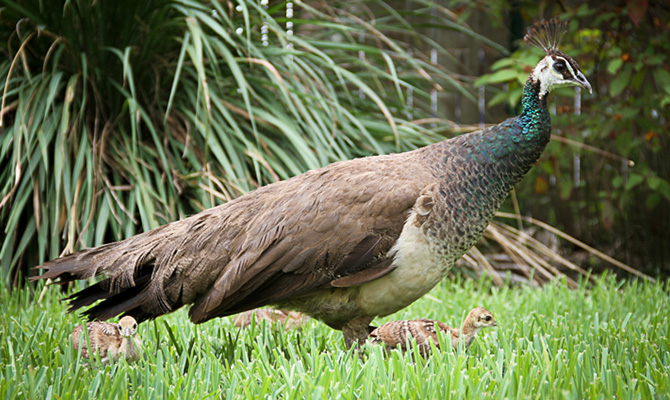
[342,316,374,350]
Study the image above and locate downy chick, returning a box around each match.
[233,308,309,330]
[71,316,142,364]
[368,307,497,356]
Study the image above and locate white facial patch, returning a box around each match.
[533,55,579,99]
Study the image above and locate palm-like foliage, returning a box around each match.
[0,0,481,285]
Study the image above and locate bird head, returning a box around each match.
[470,307,498,328]
[525,18,592,99]
[532,50,591,98]
[118,316,138,338]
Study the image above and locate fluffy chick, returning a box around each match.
[233,308,309,330]
[71,316,142,364]
[368,307,496,356]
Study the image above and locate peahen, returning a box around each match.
[34,19,591,347]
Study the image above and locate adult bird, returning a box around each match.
[34,19,590,348]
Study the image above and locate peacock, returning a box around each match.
[34,19,591,348]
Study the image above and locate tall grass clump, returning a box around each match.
[0,0,484,286]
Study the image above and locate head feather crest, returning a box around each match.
[524,18,569,53]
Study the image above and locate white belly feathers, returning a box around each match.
[356,210,450,317]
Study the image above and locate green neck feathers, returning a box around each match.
[519,76,551,144]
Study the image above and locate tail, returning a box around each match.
[33,223,194,322]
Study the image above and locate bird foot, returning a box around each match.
[342,316,374,358]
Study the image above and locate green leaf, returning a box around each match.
[645,193,661,209]
[647,176,661,190]
[619,107,639,119]
[658,179,670,201]
[490,58,515,70]
[624,173,645,191]
[631,70,646,91]
[645,55,664,66]
[610,66,632,96]
[607,58,623,74]
[653,68,670,95]
[488,91,509,107]
[560,180,573,200]
[475,69,517,86]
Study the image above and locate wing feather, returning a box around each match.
[35,152,435,324]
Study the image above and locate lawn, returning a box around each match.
[1,276,668,399]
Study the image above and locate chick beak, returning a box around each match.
[122,328,133,337]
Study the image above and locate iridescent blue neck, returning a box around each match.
[421,73,552,172]
[416,73,556,259]
[519,76,551,144]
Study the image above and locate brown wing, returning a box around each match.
[35,151,435,324]
[189,156,429,322]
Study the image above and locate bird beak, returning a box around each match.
[122,328,133,336]
[492,321,498,327]
[576,72,592,94]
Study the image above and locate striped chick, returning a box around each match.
[368,307,496,356]
[71,316,142,364]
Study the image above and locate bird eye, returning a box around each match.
[553,60,566,72]
[484,315,491,321]
[133,323,138,329]
[118,324,123,331]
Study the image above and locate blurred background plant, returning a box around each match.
[0,0,666,288]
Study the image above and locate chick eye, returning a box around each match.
[484,315,492,321]
[118,324,123,331]
[133,323,138,330]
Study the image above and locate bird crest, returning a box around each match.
[524,18,569,54]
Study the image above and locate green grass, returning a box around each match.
[1,276,668,399]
